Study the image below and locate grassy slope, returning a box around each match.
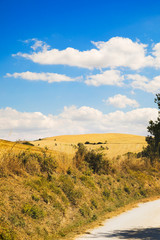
[1,154,160,240]
[0,139,72,173]
[1,135,160,240]
[31,133,147,158]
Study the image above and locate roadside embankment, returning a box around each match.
[0,146,160,239]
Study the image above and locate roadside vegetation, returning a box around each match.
[0,94,159,240]
[138,93,160,165]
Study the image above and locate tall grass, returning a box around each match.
[0,144,160,239]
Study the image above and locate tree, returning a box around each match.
[84,150,103,173]
[74,143,111,174]
[74,143,87,170]
[142,94,160,164]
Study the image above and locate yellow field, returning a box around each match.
[0,139,68,160]
[0,133,147,172]
[31,133,147,159]
[0,139,73,172]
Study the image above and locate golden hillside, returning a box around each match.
[31,133,147,158]
[0,138,69,162]
[0,139,46,156]
[0,139,73,173]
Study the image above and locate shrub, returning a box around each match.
[103,189,110,199]
[38,152,58,174]
[32,195,40,202]
[73,143,87,170]
[84,150,103,173]
[92,214,97,221]
[74,144,111,174]
[22,203,44,219]
[0,227,15,240]
[49,183,62,195]
[17,151,40,175]
[0,153,23,176]
[60,176,82,205]
[124,186,131,194]
[79,203,91,217]
[90,199,98,209]
[80,175,95,189]
[66,167,72,175]
[141,94,160,165]
[22,141,34,146]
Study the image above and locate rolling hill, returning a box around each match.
[31,133,147,159]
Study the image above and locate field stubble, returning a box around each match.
[31,133,147,159]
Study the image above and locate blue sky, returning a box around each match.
[1,0,160,140]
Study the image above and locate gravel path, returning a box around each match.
[75,199,160,240]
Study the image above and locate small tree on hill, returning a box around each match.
[142,94,160,165]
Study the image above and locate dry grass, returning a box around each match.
[0,134,147,175]
[31,133,147,159]
[0,139,74,175]
[1,136,160,240]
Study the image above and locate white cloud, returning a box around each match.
[24,38,50,51]
[13,37,153,70]
[105,94,139,108]
[152,43,160,68]
[0,106,158,141]
[127,74,160,93]
[5,71,78,83]
[85,70,124,86]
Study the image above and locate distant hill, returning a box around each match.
[31,133,147,158]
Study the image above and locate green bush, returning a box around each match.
[92,214,97,221]
[22,203,45,219]
[124,186,131,194]
[79,203,91,217]
[49,183,62,195]
[74,144,111,174]
[60,176,82,205]
[90,199,98,209]
[17,151,57,175]
[0,226,15,240]
[38,152,58,174]
[102,189,110,199]
[22,141,34,146]
[32,194,40,202]
[84,150,103,173]
[80,175,95,189]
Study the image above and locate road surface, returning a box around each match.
[75,199,160,240]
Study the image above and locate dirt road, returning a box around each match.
[75,199,160,240]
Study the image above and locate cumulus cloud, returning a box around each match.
[13,37,153,70]
[5,71,78,83]
[105,94,139,108]
[85,70,124,86]
[127,74,160,93]
[24,38,50,51]
[152,43,160,68]
[0,106,158,141]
